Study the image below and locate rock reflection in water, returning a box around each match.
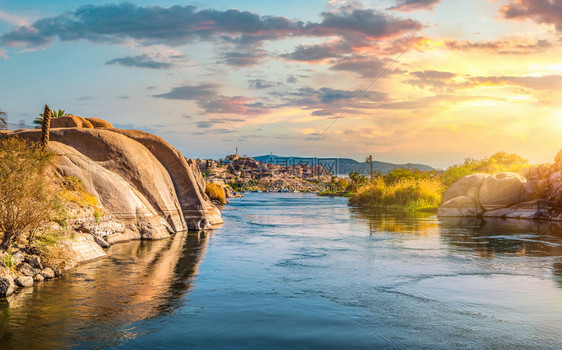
[438,217,562,258]
[0,231,209,349]
[352,208,562,289]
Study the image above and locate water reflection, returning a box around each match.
[352,208,562,289]
[0,231,209,349]
[438,217,562,258]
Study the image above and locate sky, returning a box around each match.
[0,0,561,168]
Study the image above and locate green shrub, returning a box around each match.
[442,152,528,186]
[348,151,527,210]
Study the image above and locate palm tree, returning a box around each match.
[40,105,51,149]
[33,109,68,127]
[0,109,6,129]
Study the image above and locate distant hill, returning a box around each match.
[253,155,435,176]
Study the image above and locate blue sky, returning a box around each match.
[1,0,561,168]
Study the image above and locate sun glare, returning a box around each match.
[555,110,562,127]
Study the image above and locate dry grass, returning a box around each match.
[59,176,103,219]
[349,178,445,210]
[0,137,58,249]
[205,182,227,204]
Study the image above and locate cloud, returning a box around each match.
[405,70,458,91]
[405,71,562,92]
[445,38,553,55]
[500,0,562,32]
[306,7,422,40]
[105,54,170,69]
[248,79,278,89]
[281,41,351,61]
[388,0,440,12]
[152,84,219,100]
[194,117,244,128]
[329,56,399,78]
[373,94,502,110]
[467,75,562,90]
[0,3,422,49]
[154,83,274,115]
[278,86,388,116]
[220,51,267,67]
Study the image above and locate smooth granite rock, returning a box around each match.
[438,196,483,217]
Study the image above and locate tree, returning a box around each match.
[0,109,6,129]
[0,138,57,250]
[40,105,52,149]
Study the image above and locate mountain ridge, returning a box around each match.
[252,155,435,176]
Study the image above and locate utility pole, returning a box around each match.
[366,155,373,181]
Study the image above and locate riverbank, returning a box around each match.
[1,115,223,298]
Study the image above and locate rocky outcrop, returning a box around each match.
[0,118,223,297]
[51,115,94,129]
[479,172,534,210]
[9,126,222,234]
[443,173,489,204]
[110,129,222,229]
[86,118,114,128]
[439,149,562,220]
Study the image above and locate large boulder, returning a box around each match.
[14,128,187,234]
[17,262,36,276]
[2,125,222,239]
[0,267,15,297]
[479,172,532,211]
[109,129,223,229]
[443,173,489,204]
[41,268,55,279]
[52,142,172,239]
[14,276,34,288]
[438,196,483,217]
[86,118,114,128]
[51,115,94,129]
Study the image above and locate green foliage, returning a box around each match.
[0,137,57,250]
[335,178,348,191]
[33,109,68,126]
[205,182,227,204]
[3,252,15,268]
[384,168,434,184]
[441,152,528,186]
[348,151,528,211]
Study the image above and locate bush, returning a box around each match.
[442,152,528,186]
[205,183,227,204]
[348,151,527,210]
[0,138,58,250]
[349,178,445,210]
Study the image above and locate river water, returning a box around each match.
[1,193,562,349]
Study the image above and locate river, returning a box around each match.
[1,193,561,349]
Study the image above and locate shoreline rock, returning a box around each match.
[438,149,562,220]
[0,117,224,298]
